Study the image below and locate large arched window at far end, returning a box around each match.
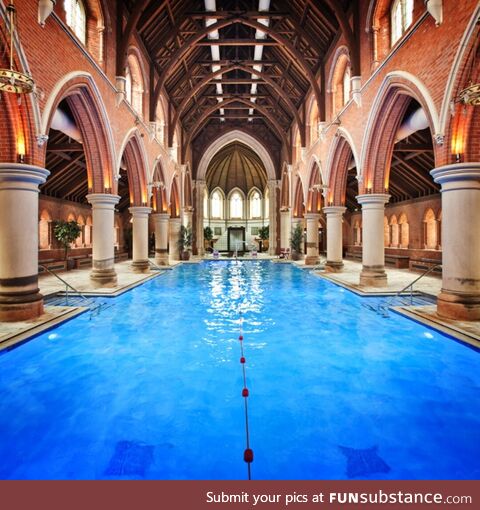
[250,190,262,219]
[211,190,223,219]
[391,0,414,46]
[230,191,243,219]
[65,0,87,44]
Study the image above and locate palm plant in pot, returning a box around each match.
[203,226,213,252]
[290,222,304,261]
[178,224,193,260]
[258,225,269,252]
[54,220,82,270]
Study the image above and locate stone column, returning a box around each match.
[129,206,152,273]
[305,213,320,265]
[87,193,120,287]
[0,164,49,321]
[267,179,278,255]
[280,208,291,252]
[152,212,170,265]
[431,163,480,320]
[195,180,206,256]
[324,206,346,272]
[356,193,390,286]
[183,208,193,228]
[169,217,182,261]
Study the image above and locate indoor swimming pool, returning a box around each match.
[0,261,478,480]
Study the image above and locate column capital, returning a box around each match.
[305,212,321,220]
[431,163,480,191]
[152,212,170,220]
[323,206,346,216]
[169,217,182,224]
[0,163,50,190]
[129,206,152,217]
[86,193,120,207]
[356,193,390,207]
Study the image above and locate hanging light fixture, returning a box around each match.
[457,20,480,106]
[0,1,34,94]
[38,0,55,27]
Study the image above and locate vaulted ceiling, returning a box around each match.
[206,141,267,193]
[123,0,354,153]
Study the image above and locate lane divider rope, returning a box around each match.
[238,308,254,480]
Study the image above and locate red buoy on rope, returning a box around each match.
[240,357,246,364]
[239,335,243,341]
[242,388,249,397]
[244,449,254,463]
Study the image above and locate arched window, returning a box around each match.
[354,220,362,246]
[343,65,351,106]
[125,66,132,105]
[384,216,390,247]
[250,190,262,219]
[390,215,399,247]
[424,208,438,250]
[309,101,319,145]
[391,0,414,46]
[211,190,223,219]
[329,49,351,114]
[399,213,409,248]
[125,54,144,116]
[64,0,87,44]
[229,191,243,219]
[203,189,209,219]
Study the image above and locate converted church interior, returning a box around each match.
[0,0,479,481]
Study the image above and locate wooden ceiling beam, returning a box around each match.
[151,17,323,125]
[169,63,305,146]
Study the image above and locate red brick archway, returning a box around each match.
[306,163,322,213]
[120,133,148,206]
[151,161,168,213]
[42,76,115,194]
[293,176,305,218]
[169,177,180,218]
[328,135,356,206]
[362,78,439,195]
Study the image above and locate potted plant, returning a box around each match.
[178,224,193,260]
[258,225,269,252]
[203,226,213,252]
[290,222,304,261]
[53,219,82,270]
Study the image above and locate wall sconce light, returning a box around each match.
[17,135,26,163]
[38,0,56,27]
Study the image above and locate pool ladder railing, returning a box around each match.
[39,264,111,319]
[366,264,441,318]
[310,256,327,272]
[148,259,164,271]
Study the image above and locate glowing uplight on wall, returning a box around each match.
[16,133,26,163]
[451,112,467,162]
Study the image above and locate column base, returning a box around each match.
[305,255,320,266]
[437,291,480,321]
[90,268,118,288]
[325,261,344,273]
[360,266,388,287]
[155,249,169,266]
[0,292,44,322]
[131,260,150,273]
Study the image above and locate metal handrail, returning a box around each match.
[39,264,92,305]
[148,259,164,271]
[38,264,110,319]
[377,263,441,316]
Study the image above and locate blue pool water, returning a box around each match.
[0,261,479,480]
